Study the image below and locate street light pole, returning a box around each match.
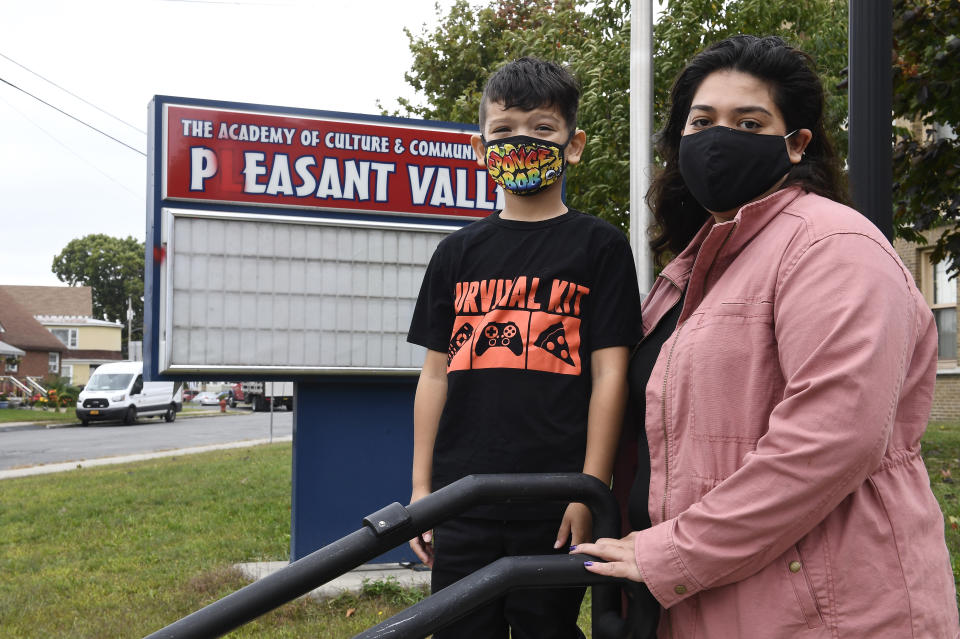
[848,0,893,239]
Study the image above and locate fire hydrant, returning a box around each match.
[219,398,227,413]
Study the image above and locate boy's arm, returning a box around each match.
[409,348,448,566]
[555,345,630,548]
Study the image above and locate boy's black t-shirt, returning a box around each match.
[407,208,642,519]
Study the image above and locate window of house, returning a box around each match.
[48,352,60,374]
[921,252,958,363]
[61,364,73,384]
[50,327,78,348]
[5,358,17,373]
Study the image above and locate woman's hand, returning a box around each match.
[570,531,644,582]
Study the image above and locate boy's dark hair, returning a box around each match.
[479,57,580,133]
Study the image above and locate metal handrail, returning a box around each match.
[0,375,32,395]
[143,473,634,639]
[25,376,47,396]
[356,554,624,639]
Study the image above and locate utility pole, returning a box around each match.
[126,297,133,361]
[630,0,655,293]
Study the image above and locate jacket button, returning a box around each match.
[674,585,687,595]
[789,561,802,573]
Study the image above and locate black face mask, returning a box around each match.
[678,126,797,213]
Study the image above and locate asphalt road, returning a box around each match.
[0,409,293,471]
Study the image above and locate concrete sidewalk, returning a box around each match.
[234,561,431,599]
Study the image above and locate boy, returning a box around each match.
[406,56,642,638]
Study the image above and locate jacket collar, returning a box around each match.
[644,186,805,331]
[719,185,803,255]
[659,185,804,287]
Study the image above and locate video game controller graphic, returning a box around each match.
[447,323,474,365]
[475,321,524,356]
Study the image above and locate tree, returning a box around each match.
[892,0,960,270]
[51,234,144,353]
[395,0,848,232]
[397,0,634,228]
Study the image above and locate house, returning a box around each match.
[0,288,65,394]
[0,285,123,387]
[894,232,960,421]
[35,315,124,385]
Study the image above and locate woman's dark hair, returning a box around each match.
[647,35,848,265]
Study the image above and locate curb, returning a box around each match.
[0,435,293,480]
[0,409,253,432]
[234,561,431,599]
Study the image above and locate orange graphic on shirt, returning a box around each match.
[527,315,581,375]
[446,275,587,375]
[471,310,528,371]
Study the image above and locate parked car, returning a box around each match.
[182,389,198,402]
[76,361,181,426]
[194,391,221,406]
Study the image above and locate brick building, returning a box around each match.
[0,285,123,386]
[0,288,65,391]
[894,232,960,421]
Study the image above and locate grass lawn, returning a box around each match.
[920,421,960,598]
[1,424,958,638]
[0,407,76,423]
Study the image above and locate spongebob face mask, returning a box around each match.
[482,134,570,196]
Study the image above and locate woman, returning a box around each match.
[574,35,959,638]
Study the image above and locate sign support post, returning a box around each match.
[145,96,490,562]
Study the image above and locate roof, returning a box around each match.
[35,315,121,328]
[0,340,26,357]
[0,289,65,352]
[0,285,93,317]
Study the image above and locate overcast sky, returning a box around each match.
[0,0,459,287]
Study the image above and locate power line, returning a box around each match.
[0,75,146,156]
[0,93,143,202]
[0,51,147,135]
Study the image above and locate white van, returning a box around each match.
[76,361,182,426]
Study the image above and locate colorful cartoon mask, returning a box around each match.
[482,134,569,196]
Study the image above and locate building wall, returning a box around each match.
[894,232,960,420]
[78,325,121,350]
[67,363,93,386]
[20,351,59,380]
[931,375,960,422]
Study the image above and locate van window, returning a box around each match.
[86,373,134,391]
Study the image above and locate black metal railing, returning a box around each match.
[143,473,652,639]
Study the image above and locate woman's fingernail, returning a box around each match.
[584,561,593,567]
[569,545,577,551]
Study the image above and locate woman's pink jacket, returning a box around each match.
[634,187,959,638]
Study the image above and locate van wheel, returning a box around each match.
[80,418,89,426]
[124,406,138,425]
[164,405,176,423]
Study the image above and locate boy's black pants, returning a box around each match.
[430,515,587,639]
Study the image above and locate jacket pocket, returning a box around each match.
[684,301,780,444]
[784,545,824,629]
